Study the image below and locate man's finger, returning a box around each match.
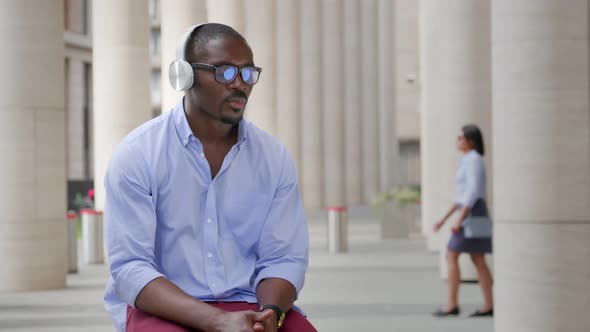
[254,308,275,322]
[253,321,265,332]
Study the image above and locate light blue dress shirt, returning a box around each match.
[103,99,309,332]
[454,149,487,209]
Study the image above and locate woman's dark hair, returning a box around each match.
[462,124,485,156]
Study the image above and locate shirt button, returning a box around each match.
[200,152,205,157]
[207,252,213,258]
[207,218,212,224]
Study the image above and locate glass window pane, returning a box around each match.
[151,70,161,105]
[151,30,160,56]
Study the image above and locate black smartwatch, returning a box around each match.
[260,304,286,329]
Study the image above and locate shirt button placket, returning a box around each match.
[204,186,220,296]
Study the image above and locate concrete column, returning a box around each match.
[419,0,492,280]
[343,0,362,206]
[321,0,345,207]
[206,0,244,33]
[493,1,590,330]
[395,0,420,142]
[243,0,276,135]
[360,0,379,204]
[0,0,67,291]
[377,0,397,192]
[161,0,207,113]
[276,0,301,175]
[66,58,86,179]
[419,0,448,249]
[93,0,152,210]
[300,0,324,211]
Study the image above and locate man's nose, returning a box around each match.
[228,72,247,91]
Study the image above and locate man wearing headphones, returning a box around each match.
[103,23,316,332]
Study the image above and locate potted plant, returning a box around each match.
[374,185,421,239]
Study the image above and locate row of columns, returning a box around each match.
[420,0,590,330]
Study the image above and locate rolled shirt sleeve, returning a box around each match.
[254,147,309,296]
[104,142,164,308]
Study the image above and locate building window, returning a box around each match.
[64,0,88,34]
[151,30,161,57]
[398,141,421,186]
[151,70,161,106]
[83,63,92,180]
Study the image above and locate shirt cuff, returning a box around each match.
[114,265,165,308]
[254,263,306,298]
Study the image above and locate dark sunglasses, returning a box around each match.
[190,63,262,85]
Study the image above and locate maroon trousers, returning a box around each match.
[126,302,318,332]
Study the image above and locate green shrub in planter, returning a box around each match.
[374,185,420,208]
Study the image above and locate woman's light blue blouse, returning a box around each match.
[454,150,487,209]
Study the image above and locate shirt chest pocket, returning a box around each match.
[219,191,272,250]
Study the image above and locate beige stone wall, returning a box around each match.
[0,0,67,291]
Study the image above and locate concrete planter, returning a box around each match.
[378,201,418,239]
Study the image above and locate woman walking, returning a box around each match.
[432,124,494,317]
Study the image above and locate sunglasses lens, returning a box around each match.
[242,68,252,83]
[243,67,260,85]
[218,66,237,82]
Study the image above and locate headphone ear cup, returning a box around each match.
[169,59,194,91]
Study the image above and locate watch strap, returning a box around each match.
[260,304,285,327]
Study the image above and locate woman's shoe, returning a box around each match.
[432,307,460,317]
[468,308,493,317]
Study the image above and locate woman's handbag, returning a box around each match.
[461,199,492,238]
[462,216,492,238]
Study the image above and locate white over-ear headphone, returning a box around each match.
[169,24,206,91]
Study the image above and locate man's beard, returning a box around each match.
[220,113,243,125]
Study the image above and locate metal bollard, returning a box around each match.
[327,206,348,253]
[81,209,104,264]
[67,211,79,273]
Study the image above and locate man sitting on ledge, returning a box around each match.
[103,23,316,332]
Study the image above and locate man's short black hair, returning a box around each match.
[185,23,247,60]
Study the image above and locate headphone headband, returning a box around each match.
[176,24,205,60]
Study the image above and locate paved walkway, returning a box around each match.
[0,206,493,331]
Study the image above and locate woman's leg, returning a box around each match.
[470,253,494,311]
[447,250,461,310]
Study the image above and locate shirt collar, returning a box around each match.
[173,97,248,147]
